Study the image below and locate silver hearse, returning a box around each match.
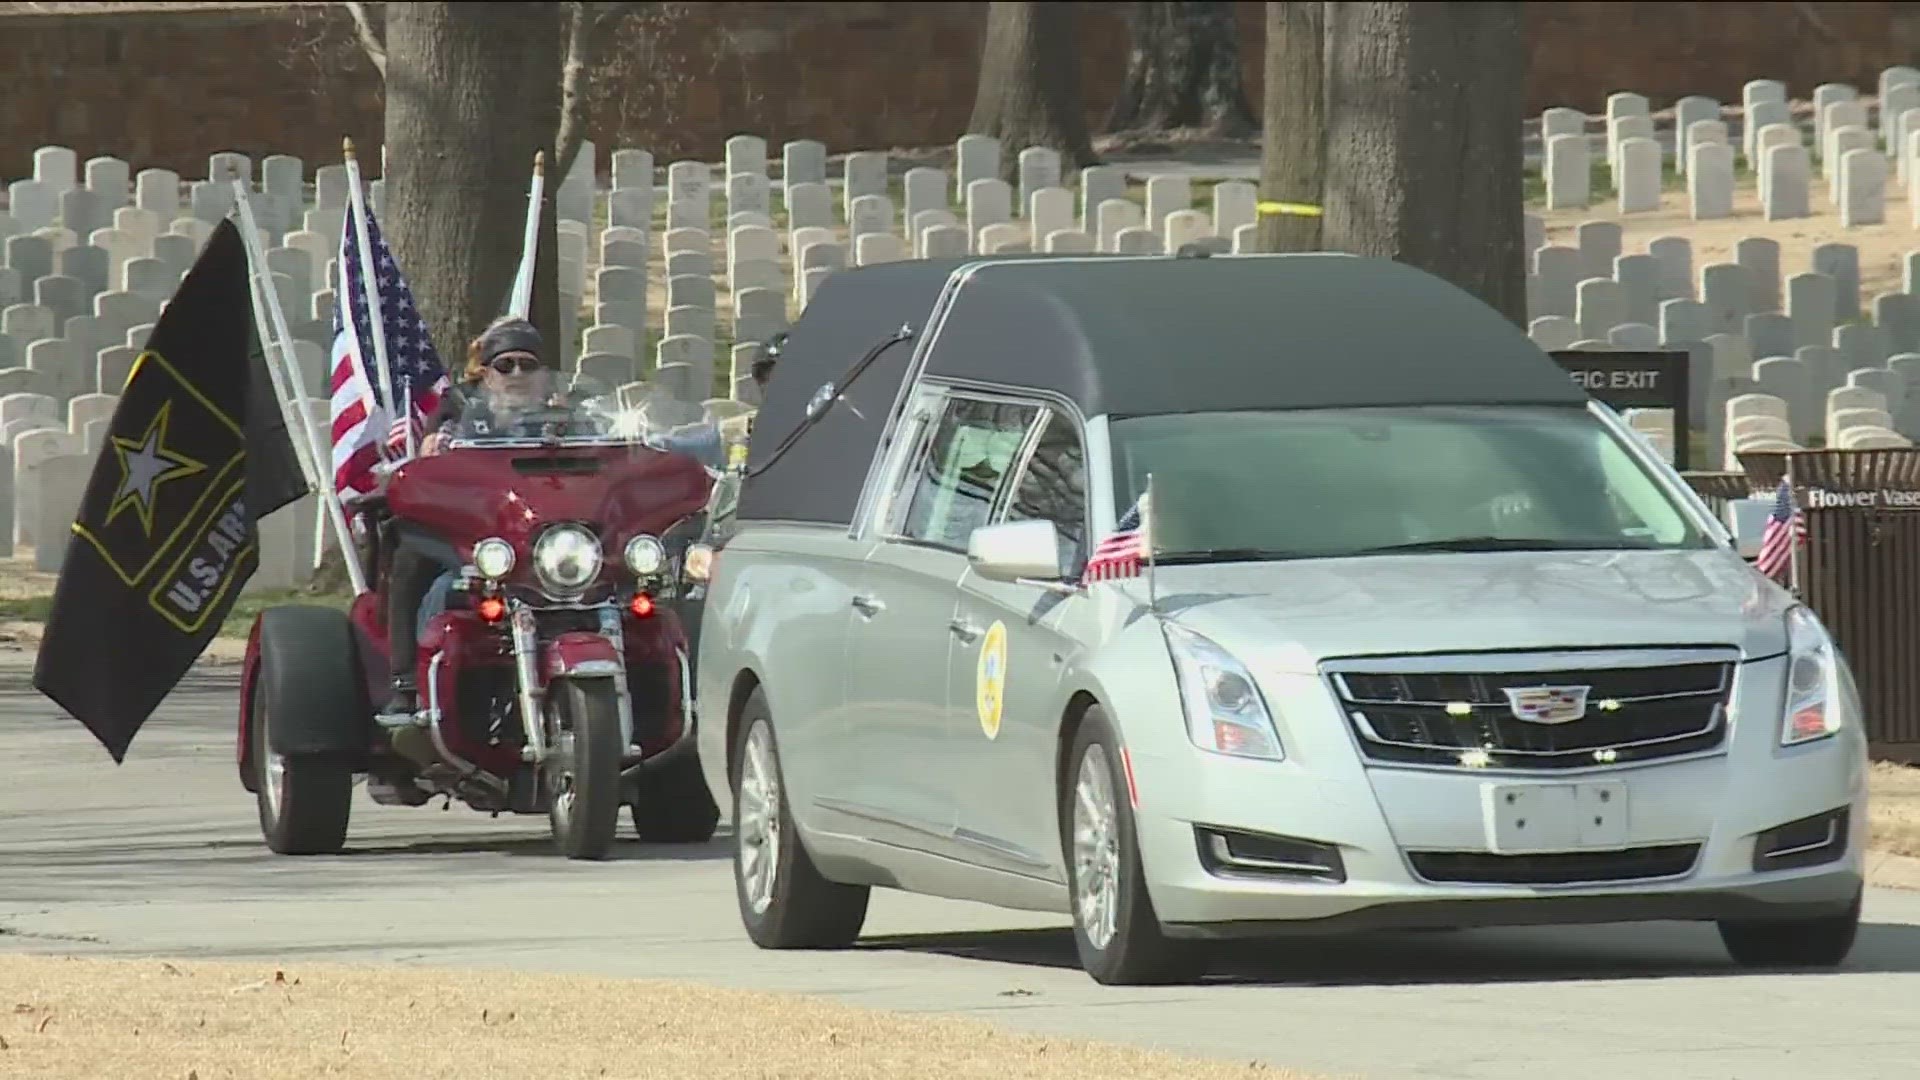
[692,252,1868,985]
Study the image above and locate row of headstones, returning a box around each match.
[1538,68,1920,213]
[1723,381,1914,461]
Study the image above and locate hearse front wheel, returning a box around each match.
[547,677,624,861]
[731,688,869,948]
[1717,888,1862,968]
[1062,705,1206,986]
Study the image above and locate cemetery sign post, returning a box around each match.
[1549,349,1692,471]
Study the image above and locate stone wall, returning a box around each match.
[3,2,1920,179]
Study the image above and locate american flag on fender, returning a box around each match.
[1083,490,1153,583]
[330,198,448,501]
[1754,477,1807,584]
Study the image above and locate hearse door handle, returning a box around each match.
[949,618,982,643]
[851,594,885,617]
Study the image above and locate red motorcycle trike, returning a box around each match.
[234,396,721,860]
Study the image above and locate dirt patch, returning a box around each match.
[1870,760,1920,858]
[1535,169,1917,312]
[0,955,1327,1080]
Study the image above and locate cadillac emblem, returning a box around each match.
[1503,685,1591,724]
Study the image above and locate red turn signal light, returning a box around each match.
[629,592,656,619]
[477,597,506,622]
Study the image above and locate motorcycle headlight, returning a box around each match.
[1163,623,1285,761]
[1782,605,1843,746]
[532,524,602,596]
[625,534,666,577]
[472,537,515,580]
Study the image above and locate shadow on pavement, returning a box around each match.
[325,830,733,863]
[855,919,1920,986]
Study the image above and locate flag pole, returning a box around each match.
[1786,458,1803,596]
[508,149,545,320]
[1142,472,1158,614]
[343,137,400,449]
[229,177,369,596]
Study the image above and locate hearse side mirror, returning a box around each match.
[968,520,1069,584]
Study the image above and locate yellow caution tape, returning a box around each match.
[1256,200,1324,217]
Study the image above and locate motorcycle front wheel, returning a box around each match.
[546,677,624,861]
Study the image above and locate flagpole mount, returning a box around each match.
[533,149,546,176]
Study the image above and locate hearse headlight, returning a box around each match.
[1782,605,1842,746]
[533,525,602,596]
[1163,623,1285,761]
[625,534,667,577]
[472,537,515,580]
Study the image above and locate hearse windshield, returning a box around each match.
[1106,405,1712,564]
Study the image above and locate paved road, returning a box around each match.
[4,659,1920,1080]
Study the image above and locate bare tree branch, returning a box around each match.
[345,1,388,78]
[553,1,597,186]
[1792,2,1841,42]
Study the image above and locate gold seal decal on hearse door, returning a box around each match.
[976,620,1009,739]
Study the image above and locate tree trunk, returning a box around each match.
[1105,2,1257,137]
[966,2,1098,171]
[1320,2,1527,326]
[1257,2,1324,252]
[380,3,564,361]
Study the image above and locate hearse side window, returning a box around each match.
[898,397,1042,552]
[1001,409,1089,574]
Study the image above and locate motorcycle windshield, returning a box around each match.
[444,387,628,449]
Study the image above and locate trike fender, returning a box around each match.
[542,631,624,682]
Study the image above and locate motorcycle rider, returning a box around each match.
[382,317,560,714]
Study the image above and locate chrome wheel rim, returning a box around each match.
[549,712,577,836]
[262,715,288,823]
[1072,745,1121,951]
[737,721,781,915]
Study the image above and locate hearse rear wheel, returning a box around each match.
[731,687,869,948]
[1062,705,1206,986]
[252,607,357,856]
[547,677,624,861]
[1717,887,1862,968]
[629,751,721,843]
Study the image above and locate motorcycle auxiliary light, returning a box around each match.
[477,596,507,622]
[629,592,656,619]
[625,535,667,577]
[472,536,515,580]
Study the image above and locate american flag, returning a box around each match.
[1754,477,1807,583]
[330,198,448,500]
[1083,491,1152,583]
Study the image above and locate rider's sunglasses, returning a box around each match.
[487,351,543,375]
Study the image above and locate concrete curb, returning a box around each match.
[1866,848,1920,890]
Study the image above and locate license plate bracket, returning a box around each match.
[1481,781,1630,854]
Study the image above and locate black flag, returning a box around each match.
[34,217,308,762]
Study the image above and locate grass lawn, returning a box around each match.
[0,587,352,640]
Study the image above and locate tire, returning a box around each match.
[629,750,722,843]
[1717,887,1862,968]
[731,687,869,948]
[547,677,625,861]
[1061,705,1206,985]
[252,606,361,856]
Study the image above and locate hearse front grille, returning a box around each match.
[1326,651,1737,770]
[1407,843,1702,885]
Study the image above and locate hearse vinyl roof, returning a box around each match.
[736,253,1588,528]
